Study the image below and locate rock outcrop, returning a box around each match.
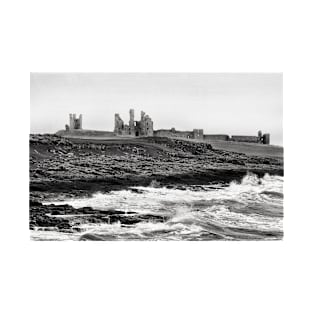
[30,134,283,200]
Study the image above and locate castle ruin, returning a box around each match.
[114,109,153,137]
[62,109,270,144]
[66,114,82,131]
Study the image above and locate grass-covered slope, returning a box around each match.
[30,134,284,200]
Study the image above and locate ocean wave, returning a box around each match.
[40,173,284,241]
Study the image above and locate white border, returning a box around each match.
[2,1,312,312]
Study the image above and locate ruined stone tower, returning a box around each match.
[263,133,270,144]
[129,109,135,136]
[140,111,153,137]
[68,113,82,130]
[193,129,204,140]
[114,113,124,135]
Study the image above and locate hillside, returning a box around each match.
[207,140,283,158]
[29,134,284,202]
[56,131,283,158]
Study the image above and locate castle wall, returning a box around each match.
[154,129,194,139]
[203,134,230,141]
[58,129,116,138]
[153,130,169,137]
[231,135,260,143]
[204,133,270,144]
[175,131,193,138]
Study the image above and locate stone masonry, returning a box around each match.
[67,114,82,130]
[114,109,153,137]
[63,109,270,144]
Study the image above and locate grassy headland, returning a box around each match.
[30,134,283,201]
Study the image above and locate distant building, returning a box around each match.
[66,114,82,130]
[62,109,270,144]
[114,109,153,137]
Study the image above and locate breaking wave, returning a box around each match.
[38,173,283,241]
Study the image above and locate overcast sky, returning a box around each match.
[30,73,283,145]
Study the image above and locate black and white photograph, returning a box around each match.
[4,1,313,312]
[30,73,283,241]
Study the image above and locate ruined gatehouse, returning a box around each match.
[114,109,153,137]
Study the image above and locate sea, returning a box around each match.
[31,173,283,241]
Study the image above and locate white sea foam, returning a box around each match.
[40,173,284,241]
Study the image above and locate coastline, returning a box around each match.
[30,134,283,201]
[30,167,284,200]
[29,134,284,238]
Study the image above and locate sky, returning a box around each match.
[30,73,283,145]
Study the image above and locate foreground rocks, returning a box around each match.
[30,200,167,233]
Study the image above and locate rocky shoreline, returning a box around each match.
[30,134,283,199]
[30,199,167,234]
[29,134,284,238]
